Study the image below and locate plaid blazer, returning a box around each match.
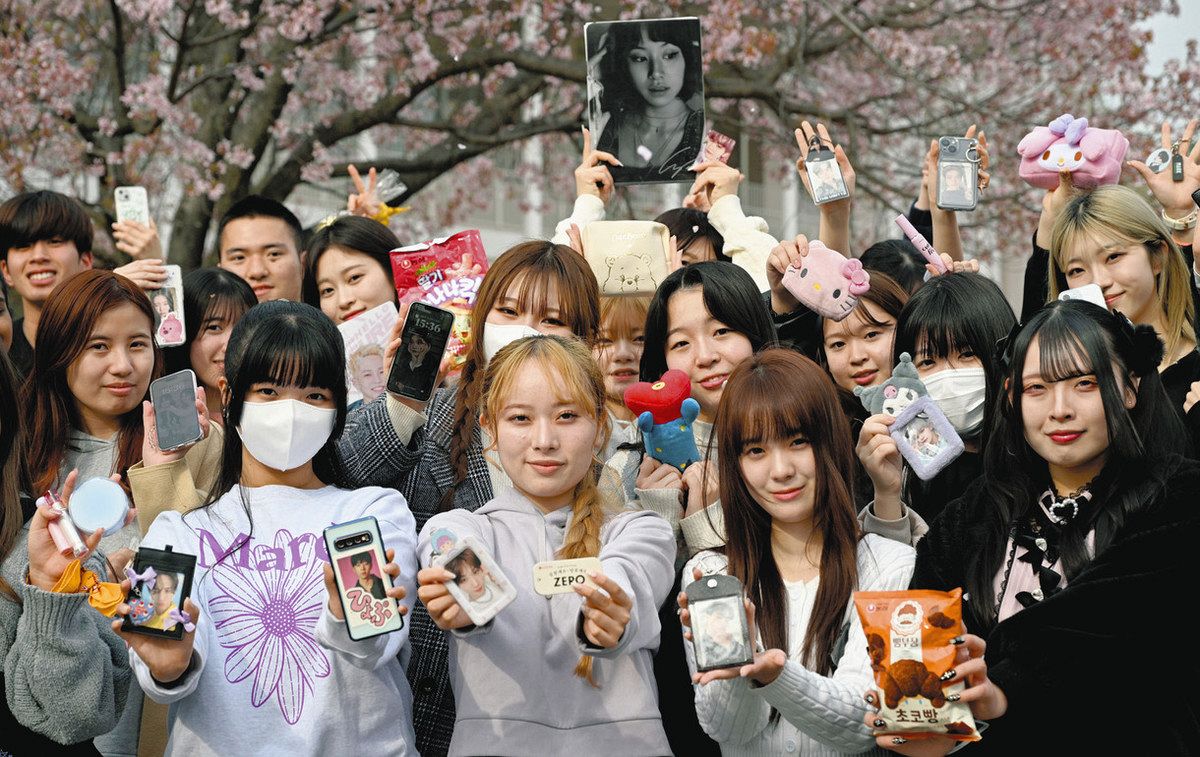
[339,388,492,757]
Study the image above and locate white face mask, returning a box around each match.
[237,399,337,472]
[482,323,541,363]
[923,367,987,437]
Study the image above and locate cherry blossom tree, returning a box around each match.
[0,0,1195,268]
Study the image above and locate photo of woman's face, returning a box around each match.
[627,29,685,108]
[456,561,487,600]
[408,332,430,359]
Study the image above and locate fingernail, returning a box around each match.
[865,692,876,704]
[946,693,961,702]
[873,718,886,728]
[940,669,956,682]
[950,635,965,645]
[892,738,908,745]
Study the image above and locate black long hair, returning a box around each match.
[641,261,777,381]
[593,18,704,116]
[163,268,257,376]
[967,300,1186,629]
[302,215,400,308]
[893,272,1016,443]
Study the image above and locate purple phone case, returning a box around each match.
[889,396,964,481]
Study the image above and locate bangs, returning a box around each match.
[198,291,252,329]
[0,191,92,254]
[234,312,344,391]
[489,345,603,421]
[1033,324,1096,384]
[600,297,649,341]
[507,259,594,335]
[724,368,815,449]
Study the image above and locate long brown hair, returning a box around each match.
[817,272,908,410]
[21,269,162,495]
[480,335,618,684]
[443,241,600,510]
[0,350,28,601]
[715,348,861,676]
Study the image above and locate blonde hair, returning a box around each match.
[349,343,385,373]
[480,334,618,685]
[1048,185,1195,361]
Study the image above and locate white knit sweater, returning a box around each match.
[683,534,915,756]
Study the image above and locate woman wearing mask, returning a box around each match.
[855,273,1016,534]
[336,239,600,756]
[121,301,418,755]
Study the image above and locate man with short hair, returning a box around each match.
[0,191,95,374]
[217,195,307,302]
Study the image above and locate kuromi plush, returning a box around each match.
[780,240,870,321]
[1017,113,1129,190]
[623,369,701,472]
[854,353,927,417]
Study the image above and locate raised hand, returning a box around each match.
[575,127,621,205]
[574,571,632,649]
[112,219,163,261]
[113,258,168,292]
[1128,119,1200,230]
[416,566,473,630]
[347,164,382,218]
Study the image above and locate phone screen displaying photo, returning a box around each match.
[150,370,202,451]
[387,303,454,402]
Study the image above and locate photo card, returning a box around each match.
[585,16,706,185]
[685,573,754,672]
[804,140,849,205]
[149,265,185,348]
[120,545,197,641]
[324,516,405,641]
[434,536,516,627]
[889,396,965,481]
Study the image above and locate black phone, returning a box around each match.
[386,302,454,402]
[150,369,202,451]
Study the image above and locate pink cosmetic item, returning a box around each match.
[39,490,89,558]
[894,214,947,274]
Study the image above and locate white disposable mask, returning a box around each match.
[482,323,541,363]
[923,367,987,437]
[237,399,336,472]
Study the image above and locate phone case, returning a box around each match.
[936,137,979,211]
[889,396,964,481]
[684,573,754,672]
[114,186,149,225]
[150,369,202,451]
[387,302,454,402]
[324,517,404,641]
[1058,283,1107,310]
[805,148,849,205]
[583,221,671,296]
[149,265,185,347]
[434,536,516,626]
[120,546,197,640]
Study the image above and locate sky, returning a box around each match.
[1144,3,1200,74]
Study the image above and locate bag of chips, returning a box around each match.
[853,588,981,742]
[389,230,489,376]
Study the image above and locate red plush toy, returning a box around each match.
[623,369,701,471]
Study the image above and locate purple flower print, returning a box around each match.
[208,529,330,724]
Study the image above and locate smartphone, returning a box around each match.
[1058,283,1107,310]
[324,517,404,641]
[386,302,454,402]
[150,370,203,451]
[149,265,185,347]
[115,186,150,225]
[804,139,849,205]
[936,137,979,212]
[684,573,754,672]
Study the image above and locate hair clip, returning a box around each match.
[125,565,157,589]
[167,608,196,633]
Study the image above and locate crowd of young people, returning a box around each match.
[1,109,1199,757]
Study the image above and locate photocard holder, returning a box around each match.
[804,138,849,205]
[889,396,964,481]
[121,546,197,641]
[684,573,754,672]
[936,136,979,212]
[149,265,185,348]
[584,17,706,185]
[435,536,516,627]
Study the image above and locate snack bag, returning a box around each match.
[853,589,981,742]
[390,230,489,376]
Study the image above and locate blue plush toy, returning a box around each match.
[624,369,702,472]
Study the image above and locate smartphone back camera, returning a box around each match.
[335,531,374,551]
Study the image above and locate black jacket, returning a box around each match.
[912,454,1200,754]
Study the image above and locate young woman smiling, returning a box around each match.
[304,215,400,325]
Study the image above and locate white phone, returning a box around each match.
[115,186,149,225]
[1058,283,1107,310]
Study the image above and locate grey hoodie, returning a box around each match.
[418,487,676,757]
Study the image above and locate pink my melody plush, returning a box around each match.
[780,241,871,321]
[1017,113,1129,190]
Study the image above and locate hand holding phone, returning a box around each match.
[387,303,455,403]
[936,136,980,211]
[150,370,204,452]
[115,186,150,225]
[324,517,405,640]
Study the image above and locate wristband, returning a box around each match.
[1161,207,1198,232]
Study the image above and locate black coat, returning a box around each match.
[911,454,1200,754]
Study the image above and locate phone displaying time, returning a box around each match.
[386,302,454,402]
